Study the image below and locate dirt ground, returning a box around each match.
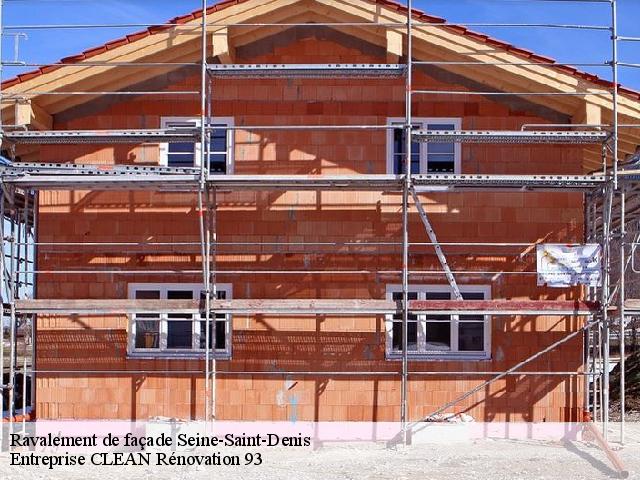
[1,423,639,480]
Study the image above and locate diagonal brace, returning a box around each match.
[417,318,598,423]
[410,188,462,300]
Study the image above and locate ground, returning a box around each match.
[1,423,639,480]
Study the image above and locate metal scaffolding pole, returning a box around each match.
[0,0,4,447]
[31,191,36,414]
[208,186,217,421]
[400,0,412,443]
[602,183,613,439]
[198,187,210,422]
[611,0,619,190]
[584,192,594,420]
[8,187,16,435]
[199,0,207,188]
[0,189,4,449]
[619,186,626,444]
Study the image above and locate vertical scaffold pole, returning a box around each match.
[198,188,210,422]
[619,186,626,443]
[602,184,613,439]
[0,187,5,449]
[208,186,217,420]
[198,0,211,423]
[400,0,412,442]
[30,191,37,415]
[591,194,599,422]
[21,189,29,432]
[199,0,207,188]
[611,0,619,190]
[583,191,591,416]
[0,0,5,450]
[8,187,16,435]
[611,0,624,445]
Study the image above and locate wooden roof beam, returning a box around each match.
[12,100,53,130]
[212,27,235,64]
[386,29,403,63]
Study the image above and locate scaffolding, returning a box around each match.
[0,0,636,460]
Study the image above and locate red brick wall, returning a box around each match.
[34,33,586,422]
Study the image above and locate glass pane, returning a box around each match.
[134,290,159,319]
[199,321,211,349]
[462,291,485,300]
[459,322,484,351]
[168,155,194,167]
[424,291,451,322]
[199,318,227,350]
[429,143,455,154]
[209,158,226,174]
[393,128,420,174]
[425,321,451,350]
[391,291,417,320]
[407,321,417,350]
[167,321,192,349]
[391,321,417,351]
[169,142,195,154]
[167,290,194,349]
[210,128,227,152]
[392,321,402,350]
[168,142,195,167]
[216,319,226,350]
[135,290,160,299]
[426,123,455,173]
[428,123,455,131]
[207,126,228,174]
[425,290,451,350]
[427,157,454,173]
[199,289,228,350]
[168,290,193,300]
[135,321,159,349]
[391,290,418,351]
[460,291,485,322]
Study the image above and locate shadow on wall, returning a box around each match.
[34,326,583,422]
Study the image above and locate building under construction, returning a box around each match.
[0,0,638,445]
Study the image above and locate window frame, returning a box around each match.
[159,116,234,173]
[386,117,462,175]
[127,282,233,359]
[385,284,491,361]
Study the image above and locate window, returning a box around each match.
[128,283,232,357]
[385,284,490,360]
[160,117,234,173]
[386,118,461,175]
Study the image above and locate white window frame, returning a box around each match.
[160,116,234,173]
[127,283,233,358]
[385,284,491,361]
[386,117,461,175]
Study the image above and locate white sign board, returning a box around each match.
[536,244,601,287]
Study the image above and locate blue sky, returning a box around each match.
[2,0,639,90]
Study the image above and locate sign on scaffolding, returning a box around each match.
[536,244,602,287]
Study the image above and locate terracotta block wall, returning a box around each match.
[34,32,586,422]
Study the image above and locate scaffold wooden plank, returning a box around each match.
[15,298,599,315]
